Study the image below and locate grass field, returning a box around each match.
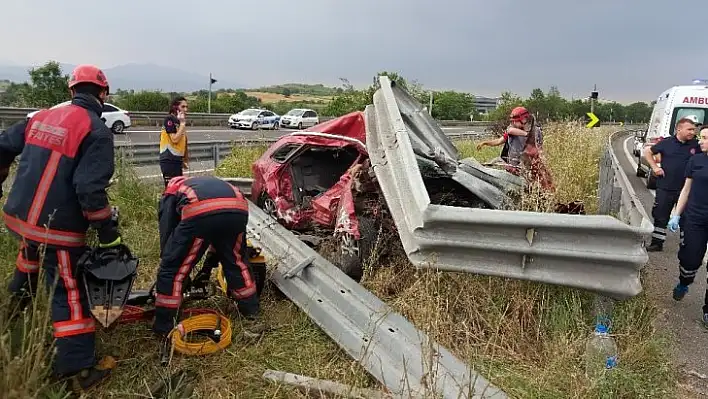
[243,91,332,104]
[0,123,676,398]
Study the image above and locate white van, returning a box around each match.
[636,83,708,189]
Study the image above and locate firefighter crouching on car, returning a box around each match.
[154,175,260,338]
[0,64,122,390]
[642,116,699,252]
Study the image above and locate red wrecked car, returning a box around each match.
[250,111,382,280]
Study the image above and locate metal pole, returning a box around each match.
[208,73,212,114]
[590,84,596,115]
[429,91,433,116]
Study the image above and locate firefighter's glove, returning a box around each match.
[668,215,680,232]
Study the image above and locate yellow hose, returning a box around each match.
[168,312,232,355]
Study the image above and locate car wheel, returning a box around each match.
[112,121,125,134]
[646,170,657,190]
[636,163,647,178]
[252,121,259,130]
[337,216,379,282]
[257,192,277,219]
[297,122,303,130]
[272,121,279,130]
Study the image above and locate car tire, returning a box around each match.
[252,121,259,130]
[636,163,647,178]
[337,216,379,282]
[112,121,125,134]
[646,170,658,190]
[297,122,303,130]
[272,121,279,130]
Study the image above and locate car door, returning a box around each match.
[262,111,276,128]
[102,103,119,128]
[303,111,317,127]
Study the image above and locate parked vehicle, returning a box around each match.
[228,108,280,130]
[279,108,319,129]
[26,101,132,134]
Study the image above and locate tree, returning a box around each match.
[431,91,475,120]
[27,61,70,108]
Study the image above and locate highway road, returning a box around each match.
[614,132,708,395]
[114,125,486,145]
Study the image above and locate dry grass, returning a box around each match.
[242,92,333,104]
[0,122,675,398]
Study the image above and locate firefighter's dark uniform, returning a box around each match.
[674,153,708,318]
[154,175,258,334]
[0,93,120,376]
[159,114,186,187]
[647,135,700,251]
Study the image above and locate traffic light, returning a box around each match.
[590,90,598,100]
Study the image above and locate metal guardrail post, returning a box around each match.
[212,142,220,169]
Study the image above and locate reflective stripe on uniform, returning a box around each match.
[53,318,95,338]
[83,205,112,221]
[181,198,248,220]
[4,213,86,247]
[230,232,257,299]
[172,238,204,297]
[27,150,62,225]
[58,250,83,320]
[155,293,182,308]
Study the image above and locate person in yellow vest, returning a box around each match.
[159,97,189,187]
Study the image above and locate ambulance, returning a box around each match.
[636,81,708,189]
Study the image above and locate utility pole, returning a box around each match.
[590,84,597,114]
[207,73,217,114]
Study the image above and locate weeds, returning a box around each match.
[0,122,674,398]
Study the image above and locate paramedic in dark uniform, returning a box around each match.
[642,116,699,251]
[159,97,189,187]
[153,175,259,337]
[666,124,708,327]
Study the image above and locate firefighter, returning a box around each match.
[643,116,699,252]
[0,64,122,391]
[153,175,260,337]
[666,124,708,327]
[476,106,542,171]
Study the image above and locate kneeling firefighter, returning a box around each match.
[0,64,130,391]
[154,175,260,337]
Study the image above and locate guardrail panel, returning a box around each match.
[244,200,506,398]
[367,75,651,300]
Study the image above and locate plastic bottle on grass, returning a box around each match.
[584,322,618,379]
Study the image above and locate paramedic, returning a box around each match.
[666,124,708,327]
[643,117,699,252]
[159,97,189,187]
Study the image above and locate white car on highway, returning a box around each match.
[228,108,280,130]
[279,108,319,129]
[26,101,132,134]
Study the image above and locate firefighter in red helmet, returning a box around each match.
[0,64,122,392]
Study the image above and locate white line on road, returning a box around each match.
[623,136,656,198]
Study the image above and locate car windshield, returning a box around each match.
[286,109,305,116]
[240,109,260,116]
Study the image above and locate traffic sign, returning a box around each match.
[586,112,600,128]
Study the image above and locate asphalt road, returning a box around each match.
[613,132,708,396]
[114,125,484,145]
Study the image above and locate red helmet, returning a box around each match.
[68,64,109,92]
[510,106,530,121]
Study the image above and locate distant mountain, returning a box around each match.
[0,62,246,92]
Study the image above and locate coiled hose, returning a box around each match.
[169,309,232,356]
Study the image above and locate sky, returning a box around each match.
[1,0,706,103]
